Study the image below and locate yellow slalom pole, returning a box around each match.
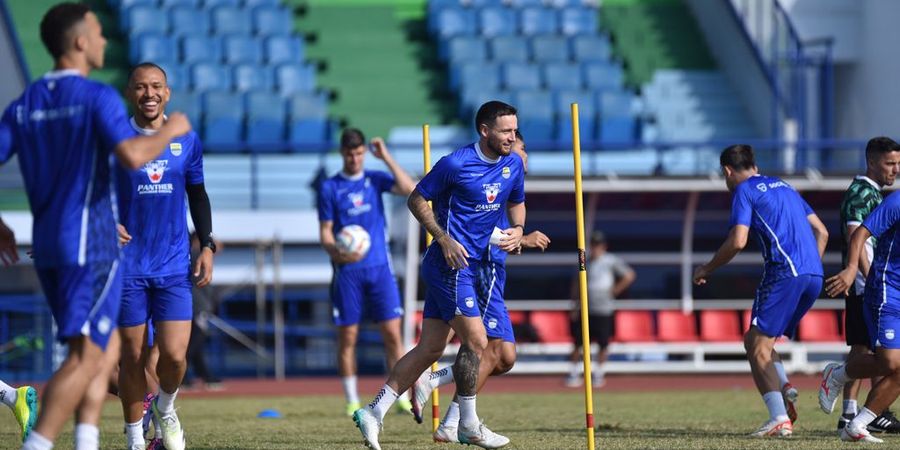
[571,103,595,449]
[422,124,441,433]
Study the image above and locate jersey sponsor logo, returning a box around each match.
[502,167,511,179]
[756,183,767,192]
[170,142,182,156]
[346,191,372,216]
[27,104,84,123]
[137,160,174,195]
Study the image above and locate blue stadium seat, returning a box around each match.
[459,85,513,118]
[203,0,239,7]
[289,94,331,151]
[223,36,262,64]
[502,63,541,90]
[234,64,274,92]
[191,63,233,91]
[555,90,597,145]
[513,90,554,118]
[571,35,611,62]
[264,36,304,64]
[531,35,570,62]
[489,36,529,62]
[520,8,559,35]
[441,36,487,63]
[543,62,582,91]
[157,63,189,91]
[275,64,317,95]
[479,8,517,38]
[508,0,544,6]
[202,91,244,150]
[125,6,168,36]
[181,36,223,64]
[450,62,499,93]
[555,89,596,116]
[599,91,635,117]
[432,8,477,38]
[253,6,293,36]
[168,7,210,36]
[166,90,201,124]
[560,7,598,35]
[598,91,637,143]
[117,1,155,22]
[244,0,281,6]
[583,62,623,90]
[245,92,287,149]
[212,6,252,35]
[129,34,177,65]
[160,0,199,7]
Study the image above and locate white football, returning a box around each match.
[336,224,371,257]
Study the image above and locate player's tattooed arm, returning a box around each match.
[408,191,468,268]
[453,343,481,396]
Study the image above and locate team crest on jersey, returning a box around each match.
[143,160,168,184]
[483,183,501,203]
[346,191,371,216]
[502,167,511,179]
[756,183,767,193]
[169,142,182,156]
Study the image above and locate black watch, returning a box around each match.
[203,240,217,254]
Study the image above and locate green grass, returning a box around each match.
[2,389,891,449]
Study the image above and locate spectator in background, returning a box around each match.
[565,231,635,388]
[184,233,222,390]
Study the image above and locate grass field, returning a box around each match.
[1,387,894,449]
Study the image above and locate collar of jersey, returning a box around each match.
[855,175,881,190]
[474,142,500,164]
[339,170,365,181]
[43,69,82,80]
[129,116,167,136]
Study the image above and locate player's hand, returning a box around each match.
[499,226,524,253]
[521,231,550,252]
[332,248,364,265]
[163,112,192,137]
[692,265,710,285]
[825,268,855,298]
[0,221,19,267]
[437,234,469,270]
[193,247,214,287]
[117,224,132,246]
[369,137,389,160]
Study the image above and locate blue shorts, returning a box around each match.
[422,259,483,323]
[120,274,193,327]
[36,260,122,350]
[331,264,402,326]
[864,281,900,349]
[475,261,515,343]
[750,273,822,339]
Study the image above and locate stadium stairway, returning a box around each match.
[290,0,459,138]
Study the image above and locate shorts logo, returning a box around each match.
[98,316,112,335]
[487,318,498,329]
[756,183,767,192]
[332,307,340,319]
[887,329,895,340]
[483,183,501,204]
[502,167,511,179]
[464,297,475,308]
[169,142,182,156]
[143,159,168,184]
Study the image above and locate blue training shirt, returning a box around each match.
[730,174,823,280]
[0,70,132,268]
[318,169,395,270]
[116,117,204,278]
[861,192,900,304]
[417,143,525,266]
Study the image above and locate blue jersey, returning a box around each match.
[0,70,132,268]
[417,143,525,266]
[862,192,900,301]
[116,117,204,278]
[730,174,822,280]
[318,170,395,269]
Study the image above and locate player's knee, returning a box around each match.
[467,335,488,355]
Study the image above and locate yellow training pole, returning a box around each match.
[422,124,441,433]
[571,103,595,449]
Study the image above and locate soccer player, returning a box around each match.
[693,144,828,438]
[115,62,213,450]
[0,3,190,450]
[835,137,900,433]
[0,381,38,443]
[317,128,415,416]
[353,101,524,450]
[409,131,551,443]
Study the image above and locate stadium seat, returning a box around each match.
[530,311,571,343]
[212,6,253,35]
[245,92,287,149]
[656,311,698,342]
[531,35,570,63]
[442,36,487,64]
[203,0,239,7]
[157,63,189,91]
[253,6,294,36]
[543,63,583,91]
[223,36,263,64]
[160,0,199,7]
[459,85,514,118]
[275,64,317,96]
[560,7,598,36]
[699,310,742,342]
[125,6,169,36]
[432,8,477,38]
[798,310,841,342]
[514,90,555,143]
[166,90,201,124]
[508,310,527,325]
[168,7,210,36]
[233,64,274,92]
[571,35,612,63]
[509,0,545,6]
[520,8,559,35]
[555,89,597,146]
[288,94,331,151]
[583,62,624,90]
[117,0,155,11]
[742,310,753,332]
[202,91,244,150]
[191,63,233,91]
[265,36,305,65]
[479,8,517,38]
[129,34,177,65]
[450,62,499,93]
[181,36,223,64]
[613,310,654,342]
[489,36,529,62]
[244,0,281,6]
[599,116,637,144]
[502,63,541,90]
